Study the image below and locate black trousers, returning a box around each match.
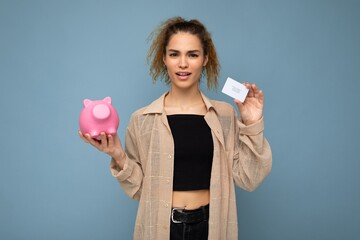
[170,205,209,240]
[170,220,209,240]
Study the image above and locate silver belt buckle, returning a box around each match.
[171,207,185,224]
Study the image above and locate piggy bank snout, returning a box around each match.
[92,104,111,120]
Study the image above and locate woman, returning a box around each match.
[79,17,272,240]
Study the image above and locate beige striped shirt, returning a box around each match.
[110,92,272,239]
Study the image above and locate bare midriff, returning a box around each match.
[172,190,210,210]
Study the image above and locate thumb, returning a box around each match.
[234,99,243,110]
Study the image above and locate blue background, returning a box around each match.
[1,0,359,239]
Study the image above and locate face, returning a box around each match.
[163,32,208,91]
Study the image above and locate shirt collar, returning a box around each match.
[142,91,214,114]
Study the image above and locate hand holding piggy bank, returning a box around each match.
[79,97,119,139]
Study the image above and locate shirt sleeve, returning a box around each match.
[232,114,272,192]
[109,115,143,200]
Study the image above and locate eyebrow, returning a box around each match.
[168,49,201,53]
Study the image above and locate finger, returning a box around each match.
[108,134,114,150]
[78,131,89,143]
[99,132,108,150]
[246,83,254,97]
[242,82,252,97]
[252,84,260,98]
[85,133,102,148]
[258,89,264,105]
[234,98,244,110]
[251,83,264,103]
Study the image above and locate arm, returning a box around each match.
[78,114,144,200]
[110,122,144,200]
[232,117,272,191]
[232,83,272,191]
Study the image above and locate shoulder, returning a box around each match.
[128,106,154,128]
[209,99,237,117]
[210,99,233,110]
[201,92,235,116]
[127,97,164,129]
[131,106,149,117]
[126,106,156,135]
[130,93,166,118]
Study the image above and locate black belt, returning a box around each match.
[171,204,209,224]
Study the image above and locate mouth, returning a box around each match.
[176,72,191,77]
[175,72,192,80]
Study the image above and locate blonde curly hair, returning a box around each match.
[147,17,220,90]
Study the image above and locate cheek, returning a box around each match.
[164,58,176,68]
[192,60,205,71]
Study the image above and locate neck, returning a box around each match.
[165,86,206,114]
[168,86,201,103]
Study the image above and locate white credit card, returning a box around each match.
[221,77,249,102]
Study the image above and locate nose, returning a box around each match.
[178,56,188,69]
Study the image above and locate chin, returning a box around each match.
[172,82,199,91]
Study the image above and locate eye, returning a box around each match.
[169,52,178,57]
[189,53,199,58]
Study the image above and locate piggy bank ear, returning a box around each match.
[103,97,112,104]
[83,99,92,107]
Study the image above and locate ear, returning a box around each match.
[83,99,92,107]
[103,97,112,104]
[163,55,167,66]
[203,55,209,67]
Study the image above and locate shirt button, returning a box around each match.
[165,203,169,208]
[168,154,172,159]
[166,179,170,184]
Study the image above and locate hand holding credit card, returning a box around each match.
[221,77,249,102]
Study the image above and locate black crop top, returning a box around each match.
[167,114,214,191]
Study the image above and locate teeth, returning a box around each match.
[177,72,190,76]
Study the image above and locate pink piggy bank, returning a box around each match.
[79,97,119,139]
